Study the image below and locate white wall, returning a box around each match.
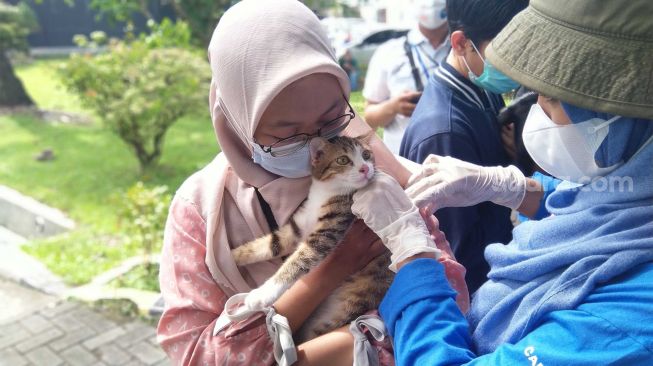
[358,0,418,28]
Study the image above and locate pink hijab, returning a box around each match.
[203,0,409,296]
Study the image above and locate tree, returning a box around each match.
[0,2,37,107]
[89,0,233,46]
[59,26,209,172]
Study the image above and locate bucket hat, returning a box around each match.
[486,0,653,120]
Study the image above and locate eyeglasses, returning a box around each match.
[256,97,355,157]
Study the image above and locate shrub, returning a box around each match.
[119,181,171,263]
[59,35,209,171]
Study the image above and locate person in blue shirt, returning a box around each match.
[352,0,653,364]
[399,0,528,294]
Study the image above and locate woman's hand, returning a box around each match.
[352,172,440,271]
[406,154,527,213]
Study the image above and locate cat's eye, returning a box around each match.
[362,150,371,160]
[336,156,350,165]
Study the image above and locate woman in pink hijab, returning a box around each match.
[156,1,468,365]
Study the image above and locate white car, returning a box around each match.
[322,17,408,65]
[339,27,409,75]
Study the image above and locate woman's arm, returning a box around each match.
[274,220,385,332]
[516,177,544,218]
[159,198,385,365]
[296,325,355,366]
[382,259,652,366]
[364,92,422,129]
[158,196,277,365]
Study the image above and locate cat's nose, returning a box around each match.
[359,165,369,176]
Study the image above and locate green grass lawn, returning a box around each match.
[15,59,88,115]
[6,58,368,286]
[5,59,218,285]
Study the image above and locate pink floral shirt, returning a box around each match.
[157,194,469,365]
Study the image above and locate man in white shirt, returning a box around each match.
[363,0,450,154]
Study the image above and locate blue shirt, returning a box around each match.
[399,62,513,293]
[380,259,653,365]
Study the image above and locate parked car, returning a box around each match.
[321,17,409,90]
[340,28,409,74]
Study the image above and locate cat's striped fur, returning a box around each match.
[231,136,393,342]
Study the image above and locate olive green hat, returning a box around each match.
[486,0,653,120]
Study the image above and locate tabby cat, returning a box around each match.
[232,135,393,342]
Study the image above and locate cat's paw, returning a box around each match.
[244,282,286,309]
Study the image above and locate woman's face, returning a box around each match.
[537,95,572,126]
[254,74,347,146]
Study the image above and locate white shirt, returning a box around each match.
[363,27,450,154]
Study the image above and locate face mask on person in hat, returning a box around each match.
[416,0,447,30]
[462,40,520,94]
[522,103,624,183]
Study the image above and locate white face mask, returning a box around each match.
[522,103,623,184]
[416,0,447,30]
[251,141,312,178]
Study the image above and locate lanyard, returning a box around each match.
[413,44,435,83]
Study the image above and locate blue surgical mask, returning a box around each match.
[251,141,312,178]
[462,41,519,94]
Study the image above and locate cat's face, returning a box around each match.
[309,136,375,190]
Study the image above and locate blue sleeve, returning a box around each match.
[517,171,562,222]
[380,259,652,366]
[380,259,476,365]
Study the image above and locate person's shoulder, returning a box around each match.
[370,35,408,61]
[379,35,408,52]
[174,155,228,217]
[574,262,653,348]
[409,80,479,138]
[406,87,453,141]
[588,261,653,303]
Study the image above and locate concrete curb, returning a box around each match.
[0,185,75,239]
[0,185,163,320]
[66,255,164,319]
[0,234,69,296]
[66,285,162,319]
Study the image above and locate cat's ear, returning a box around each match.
[309,137,328,166]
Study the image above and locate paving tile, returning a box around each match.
[51,311,88,331]
[25,346,64,366]
[128,341,167,365]
[15,328,63,353]
[0,322,26,334]
[148,335,160,346]
[83,327,126,350]
[20,314,52,334]
[76,309,118,333]
[0,328,31,349]
[60,345,100,366]
[95,344,131,365]
[50,324,96,352]
[115,323,155,348]
[0,348,29,366]
[154,358,172,366]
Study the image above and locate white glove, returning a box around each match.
[407,155,527,213]
[352,172,440,272]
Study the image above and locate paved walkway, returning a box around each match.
[0,279,170,366]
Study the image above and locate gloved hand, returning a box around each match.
[352,172,440,272]
[407,155,527,213]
